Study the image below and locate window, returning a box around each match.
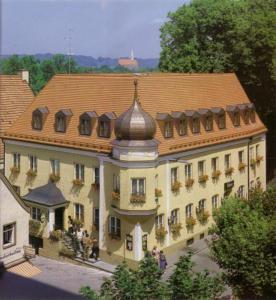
[29,155,37,172]
[179,119,187,135]
[249,147,254,161]
[32,111,42,130]
[13,153,20,169]
[171,167,178,185]
[238,151,244,163]
[3,223,16,248]
[185,164,192,179]
[109,216,121,238]
[99,120,110,138]
[211,157,219,172]
[237,185,245,198]
[94,167,100,185]
[198,161,205,177]
[256,144,260,157]
[75,204,84,222]
[198,199,206,211]
[56,114,66,132]
[164,121,173,138]
[75,163,84,182]
[31,207,41,221]
[233,112,240,126]
[244,110,250,124]
[225,154,231,169]
[250,110,256,123]
[192,118,200,133]
[171,209,180,224]
[93,208,99,230]
[218,113,226,129]
[79,117,91,135]
[113,174,120,192]
[205,116,213,131]
[212,195,219,209]
[155,214,164,229]
[131,178,145,195]
[186,204,193,218]
[50,159,60,175]
[250,180,254,189]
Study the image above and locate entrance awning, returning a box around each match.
[22,182,67,207]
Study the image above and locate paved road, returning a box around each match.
[0,256,111,300]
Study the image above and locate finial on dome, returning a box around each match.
[133,79,138,103]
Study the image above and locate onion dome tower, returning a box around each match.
[112,80,159,161]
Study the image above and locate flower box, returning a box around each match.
[198,174,209,183]
[185,178,194,188]
[211,170,221,180]
[238,162,246,171]
[186,216,197,228]
[196,209,210,225]
[256,155,263,164]
[112,191,120,201]
[10,166,20,174]
[155,226,167,241]
[109,232,121,240]
[72,179,84,187]
[225,167,234,176]
[26,169,37,177]
[49,173,60,182]
[171,180,182,193]
[91,183,99,191]
[130,194,146,203]
[250,159,256,168]
[155,188,163,198]
[170,223,182,235]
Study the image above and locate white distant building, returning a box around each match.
[118,49,139,70]
[0,172,30,267]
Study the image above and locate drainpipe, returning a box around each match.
[247,137,253,198]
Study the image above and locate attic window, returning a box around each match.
[243,109,250,124]
[99,120,110,138]
[192,117,200,134]
[164,121,173,138]
[233,111,240,127]
[32,107,48,130]
[205,116,213,131]
[218,113,226,129]
[179,119,187,135]
[55,109,72,133]
[79,112,97,136]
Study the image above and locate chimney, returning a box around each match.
[20,69,29,84]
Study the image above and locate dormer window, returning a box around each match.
[218,113,226,129]
[164,121,173,138]
[32,107,49,130]
[205,115,213,131]
[233,111,240,126]
[79,112,97,136]
[171,112,187,136]
[192,117,200,133]
[243,109,250,124]
[179,119,187,135]
[98,112,116,138]
[55,109,72,133]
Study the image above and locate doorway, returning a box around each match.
[55,207,64,230]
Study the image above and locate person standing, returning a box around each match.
[76,228,83,252]
[82,231,90,260]
[159,250,167,271]
[151,245,160,263]
[68,216,74,235]
[90,238,99,260]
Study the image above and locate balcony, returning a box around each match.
[130,193,146,204]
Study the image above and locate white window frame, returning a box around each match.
[224,154,231,169]
[94,167,100,185]
[109,216,121,237]
[13,153,20,169]
[74,203,84,222]
[185,204,193,218]
[198,161,205,177]
[218,113,226,129]
[185,164,192,180]
[50,159,60,176]
[238,151,244,163]
[198,199,206,211]
[171,209,179,224]
[31,207,41,221]
[211,157,219,172]
[155,214,164,229]
[171,167,178,185]
[29,155,37,172]
[192,117,200,133]
[113,174,120,192]
[99,120,110,137]
[179,119,187,136]
[3,223,16,249]
[212,195,219,209]
[131,178,145,195]
[75,163,85,182]
[164,121,173,138]
[205,116,213,131]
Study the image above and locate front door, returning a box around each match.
[55,207,64,230]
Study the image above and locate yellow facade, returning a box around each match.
[4,133,266,264]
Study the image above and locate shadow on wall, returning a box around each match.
[0,269,83,300]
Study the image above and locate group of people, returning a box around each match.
[68,216,99,261]
[151,246,168,271]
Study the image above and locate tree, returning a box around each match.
[210,191,276,298]
[168,252,225,300]
[159,0,276,175]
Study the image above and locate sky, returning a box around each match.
[1,0,188,58]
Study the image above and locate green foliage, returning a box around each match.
[80,286,100,300]
[29,219,41,237]
[211,190,276,298]
[168,252,225,300]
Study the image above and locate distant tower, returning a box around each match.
[130,49,134,61]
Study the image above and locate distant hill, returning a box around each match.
[0,53,159,69]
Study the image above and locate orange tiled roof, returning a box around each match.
[118,58,138,67]
[3,73,266,156]
[0,75,34,159]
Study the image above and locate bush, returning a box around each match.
[29,219,41,237]
[59,246,75,259]
[49,230,62,242]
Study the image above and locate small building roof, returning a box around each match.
[23,182,67,207]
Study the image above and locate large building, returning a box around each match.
[0,71,34,169]
[0,172,30,268]
[2,73,266,265]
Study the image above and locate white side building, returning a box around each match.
[0,172,30,267]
